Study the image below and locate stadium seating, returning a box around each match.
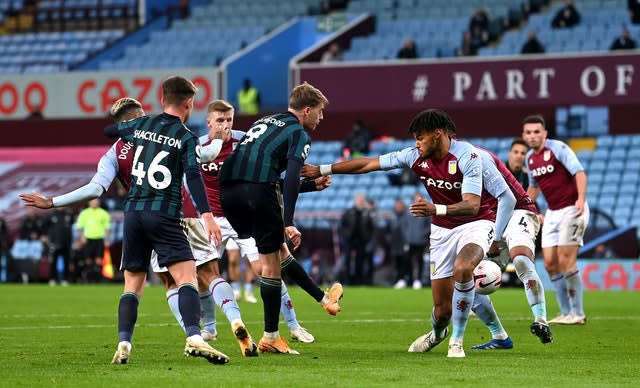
[97,0,321,70]
[481,0,631,57]
[0,29,125,73]
[337,0,632,61]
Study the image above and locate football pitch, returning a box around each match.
[1,285,638,387]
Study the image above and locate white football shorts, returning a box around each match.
[215,216,259,263]
[429,219,494,280]
[541,203,590,248]
[504,209,540,253]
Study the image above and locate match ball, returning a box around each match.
[473,260,502,295]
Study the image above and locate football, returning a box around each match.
[473,260,502,295]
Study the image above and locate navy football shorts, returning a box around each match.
[121,211,194,271]
[220,182,285,254]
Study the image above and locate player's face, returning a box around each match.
[522,123,547,150]
[207,110,234,141]
[302,104,325,131]
[508,143,528,169]
[413,129,440,158]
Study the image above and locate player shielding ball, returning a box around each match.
[303,109,515,358]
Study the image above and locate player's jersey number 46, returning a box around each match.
[132,146,171,189]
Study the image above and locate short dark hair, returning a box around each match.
[162,75,197,106]
[408,109,456,135]
[510,137,529,150]
[523,114,546,128]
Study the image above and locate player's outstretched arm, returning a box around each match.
[19,182,105,209]
[301,157,382,179]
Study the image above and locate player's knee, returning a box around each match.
[513,255,530,274]
[453,260,476,280]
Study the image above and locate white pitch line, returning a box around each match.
[1,316,638,331]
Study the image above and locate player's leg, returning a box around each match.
[242,257,258,303]
[197,260,258,357]
[166,260,229,364]
[557,205,588,324]
[112,211,149,365]
[112,270,147,364]
[221,182,297,354]
[559,245,584,323]
[505,210,552,342]
[408,225,454,353]
[153,214,227,364]
[541,208,572,322]
[282,280,315,343]
[407,278,453,352]
[184,216,257,356]
[512,247,553,342]
[225,243,242,300]
[256,249,301,353]
[149,249,188,333]
[185,218,232,342]
[448,244,483,358]
[470,294,512,350]
[448,220,494,358]
[280,243,343,316]
[248,245,314,343]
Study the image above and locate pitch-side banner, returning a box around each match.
[0,68,217,119]
[536,260,640,291]
[296,52,640,111]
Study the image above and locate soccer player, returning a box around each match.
[21,96,258,359]
[474,146,553,346]
[219,82,343,355]
[188,99,326,344]
[303,109,513,358]
[102,76,229,365]
[522,115,589,325]
[505,138,531,191]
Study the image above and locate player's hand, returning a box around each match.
[301,164,321,179]
[409,198,435,217]
[202,213,222,247]
[19,192,53,209]
[487,240,506,258]
[208,122,231,141]
[537,213,545,225]
[314,176,332,191]
[285,226,301,251]
[574,198,585,217]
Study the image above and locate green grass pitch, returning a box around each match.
[1,284,638,387]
